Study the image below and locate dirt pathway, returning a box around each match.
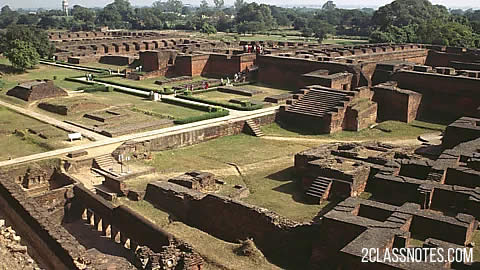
[261,135,432,146]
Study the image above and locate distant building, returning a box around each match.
[62,0,68,16]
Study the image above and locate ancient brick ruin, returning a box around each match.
[2,29,480,269]
[6,80,68,102]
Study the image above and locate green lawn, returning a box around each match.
[101,75,209,90]
[128,134,323,222]
[79,61,130,71]
[262,120,447,141]
[190,31,369,45]
[119,198,280,270]
[142,134,315,174]
[219,161,328,222]
[194,84,293,105]
[31,91,206,123]
[0,106,73,161]
[0,57,86,92]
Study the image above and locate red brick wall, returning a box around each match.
[392,71,480,119]
[425,50,480,67]
[372,86,421,123]
[174,54,254,77]
[257,55,368,90]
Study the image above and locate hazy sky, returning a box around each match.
[3,0,480,10]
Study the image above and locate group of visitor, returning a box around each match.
[243,44,264,54]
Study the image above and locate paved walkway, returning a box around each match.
[80,77,246,116]
[0,105,278,167]
[0,64,278,168]
[0,100,108,141]
[39,61,110,73]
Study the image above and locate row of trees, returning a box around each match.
[2,0,480,51]
[368,0,480,47]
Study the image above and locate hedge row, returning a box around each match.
[178,95,263,111]
[65,76,96,86]
[94,78,161,92]
[174,109,229,125]
[45,59,110,73]
[131,107,174,119]
[161,98,212,112]
[77,83,113,92]
[112,87,150,97]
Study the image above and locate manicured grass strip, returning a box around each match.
[41,59,110,73]
[174,109,229,124]
[94,77,160,92]
[64,76,96,86]
[178,94,263,111]
[161,98,211,112]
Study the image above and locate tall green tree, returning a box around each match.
[372,0,449,30]
[3,40,40,70]
[96,0,134,29]
[214,0,224,10]
[72,5,96,23]
[0,6,18,28]
[236,3,276,32]
[201,22,217,35]
[0,25,54,58]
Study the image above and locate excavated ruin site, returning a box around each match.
[1,30,480,270]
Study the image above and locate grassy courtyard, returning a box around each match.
[0,106,78,161]
[100,74,209,90]
[0,57,86,92]
[261,120,447,141]
[141,134,316,174]
[31,91,207,123]
[193,84,293,105]
[126,134,326,222]
[190,30,369,45]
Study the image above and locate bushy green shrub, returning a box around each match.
[83,83,109,92]
[94,78,158,92]
[174,109,229,124]
[178,95,263,111]
[161,98,211,112]
[66,76,96,86]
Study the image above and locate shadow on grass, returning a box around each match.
[0,64,24,75]
[266,166,296,182]
[275,120,323,136]
[273,181,320,205]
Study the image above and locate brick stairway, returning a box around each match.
[285,87,350,118]
[306,177,333,203]
[93,154,115,171]
[245,119,264,137]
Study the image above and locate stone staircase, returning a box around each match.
[285,87,350,118]
[306,177,333,203]
[245,119,264,137]
[93,154,115,171]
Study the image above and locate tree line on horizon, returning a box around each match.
[2,0,480,70]
[1,0,480,47]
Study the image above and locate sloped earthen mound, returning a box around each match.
[6,80,67,101]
